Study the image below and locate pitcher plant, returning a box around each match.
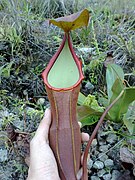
[42,9,123,180]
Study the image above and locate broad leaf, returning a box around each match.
[78,92,86,105]
[98,96,108,107]
[50,9,89,32]
[109,78,135,121]
[77,105,102,126]
[77,94,104,126]
[123,101,135,135]
[106,64,124,100]
[83,94,104,112]
[80,114,99,127]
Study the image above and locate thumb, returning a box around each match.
[35,108,51,141]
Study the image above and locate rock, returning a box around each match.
[97,130,107,145]
[99,145,110,152]
[91,139,98,147]
[120,147,135,165]
[87,158,93,170]
[104,159,114,168]
[111,170,121,180]
[103,173,111,180]
[106,133,118,144]
[93,150,100,157]
[127,139,135,146]
[0,148,8,162]
[37,98,45,105]
[97,169,106,177]
[100,131,108,137]
[12,116,24,131]
[78,47,95,54]
[85,82,94,91]
[0,109,9,118]
[93,161,104,169]
[118,170,134,180]
[97,153,108,162]
[107,148,119,160]
[91,176,100,180]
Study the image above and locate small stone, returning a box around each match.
[78,47,95,54]
[106,133,118,144]
[0,109,9,118]
[91,139,98,147]
[12,116,24,131]
[98,153,108,162]
[97,169,106,177]
[93,161,104,169]
[120,147,135,165]
[0,148,8,162]
[37,98,45,105]
[107,148,119,160]
[111,170,121,180]
[99,145,110,152]
[103,173,112,180]
[104,159,114,167]
[87,158,93,169]
[85,82,94,90]
[100,131,108,137]
[93,150,100,157]
[91,176,100,180]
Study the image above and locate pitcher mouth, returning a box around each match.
[42,33,84,92]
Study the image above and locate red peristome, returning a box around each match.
[42,33,84,91]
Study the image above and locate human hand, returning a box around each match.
[27,108,89,180]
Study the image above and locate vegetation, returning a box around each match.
[0,0,135,179]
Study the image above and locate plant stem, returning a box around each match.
[82,89,124,180]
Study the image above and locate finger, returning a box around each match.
[34,108,51,141]
[81,132,89,142]
[76,167,83,180]
[78,121,82,128]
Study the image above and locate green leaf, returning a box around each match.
[78,92,86,105]
[2,61,13,78]
[123,101,135,135]
[80,115,99,127]
[83,94,104,112]
[77,105,101,126]
[109,78,135,121]
[98,95,108,107]
[50,9,89,32]
[106,64,124,100]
